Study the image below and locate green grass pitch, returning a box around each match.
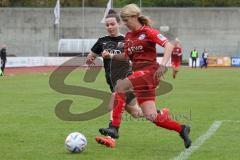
[0,67,240,160]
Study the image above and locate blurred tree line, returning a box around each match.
[1,0,240,7]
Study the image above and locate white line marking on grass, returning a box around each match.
[223,120,240,123]
[173,121,223,160]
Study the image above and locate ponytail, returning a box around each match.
[138,15,152,26]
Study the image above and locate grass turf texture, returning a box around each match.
[0,68,239,160]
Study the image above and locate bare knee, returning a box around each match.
[140,101,158,122]
[144,113,157,122]
[131,110,143,118]
[126,105,143,118]
[114,79,132,93]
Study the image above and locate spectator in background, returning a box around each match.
[190,48,198,68]
[201,49,208,68]
[0,44,7,76]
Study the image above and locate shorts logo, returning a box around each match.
[157,34,167,41]
[138,34,146,40]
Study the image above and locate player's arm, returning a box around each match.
[178,48,183,56]
[154,42,174,80]
[87,38,103,65]
[147,29,174,79]
[146,29,174,65]
[86,51,98,65]
[161,42,174,66]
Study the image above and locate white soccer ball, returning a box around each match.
[65,132,87,153]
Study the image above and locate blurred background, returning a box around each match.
[0,0,240,60]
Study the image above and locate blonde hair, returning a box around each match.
[120,3,152,26]
[175,38,180,42]
[173,38,182,47]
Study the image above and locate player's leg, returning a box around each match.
[107,79,133,126]
[98,75,118,136]
[140,100,192,148]
[0,61,5,76]
[0,68,3,76]
[125,102,143,118]
[97,92,141,140]
[172,63,179,79]
[98,92,122,139]
[100,73,118,130]
[96,78,133,147]
[124,91,144,118]
[172,56,179,79]
[96,95,143,148]
[98,90,164,140]
[173,59,181,79]
[204,58,207,68]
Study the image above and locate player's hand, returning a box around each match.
[102,50,113,59]
[86,54,95,65]
[154,64,168,80]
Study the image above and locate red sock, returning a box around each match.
[111,93,126,127]
[154,113,182,133]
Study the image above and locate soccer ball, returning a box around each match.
[65,132,87,153]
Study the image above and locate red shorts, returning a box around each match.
[127,67,160,105]
[171,56,181,68]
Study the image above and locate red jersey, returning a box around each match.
[124,25,168,71]
[172,47,182,57]
[172,47,182,60]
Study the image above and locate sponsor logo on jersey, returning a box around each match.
[110,49,121,55]
[103,41,123,55]
[157,34,167,41]
[138,34,146,40]
[128,45,143,55]
[117,42,124,49]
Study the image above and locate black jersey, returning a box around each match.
[91,35,131,92]
[0,48,6,61]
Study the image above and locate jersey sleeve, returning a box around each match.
[91,38,103,56]
[147,28,168,47]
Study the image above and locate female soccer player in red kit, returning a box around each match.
[96,3,191,149]
[171,39,182,79]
